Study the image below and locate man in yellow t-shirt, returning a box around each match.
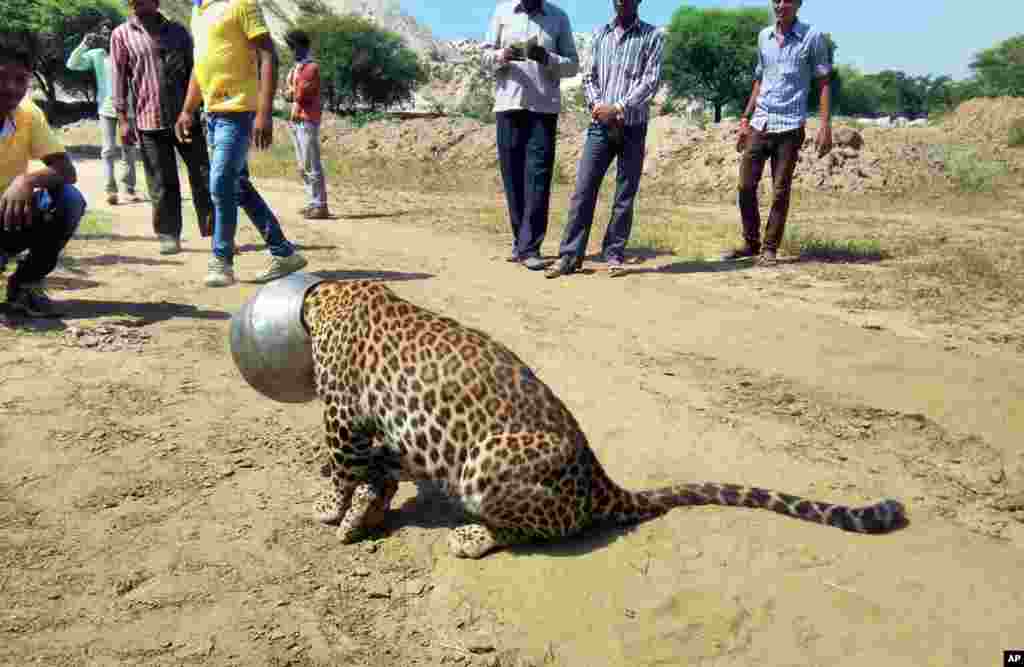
[0,31,88,318]
[175,0,306,288]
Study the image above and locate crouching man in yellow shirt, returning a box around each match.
[175,0,306,287]
[0,31,88,317]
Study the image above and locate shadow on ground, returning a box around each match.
[1,299,230,333]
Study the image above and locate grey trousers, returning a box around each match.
[288,120,327,208]
[99,115,137,195]
[557,121,648,262]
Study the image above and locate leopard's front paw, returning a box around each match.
[312,489,344,525]
[448,524,502,559]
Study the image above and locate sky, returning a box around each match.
[397,0,1024,80]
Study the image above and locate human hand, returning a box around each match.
[498,46,523,65]
[815,124,833,158]
[0,176,35,233]
[525,43,549,65]
[82,33,101,49]
[736,120,751,153]
[119,118,137,147]
[591,104,619,126]
[174,111,194,144]
[253,111,273,150]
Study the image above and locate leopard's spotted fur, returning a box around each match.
[302,280,905,558]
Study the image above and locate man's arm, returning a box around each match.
[174,71,204,143]
[0,153,75,232]
[66,38,97,72]
[109,31,136,146]
[814,75,832,157]
[538,14,579,79]
[582,30,602,111]
[481,9,513,73]
[250,33,278,150]
[736,79,761,152]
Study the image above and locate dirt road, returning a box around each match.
[2,156,1022,666]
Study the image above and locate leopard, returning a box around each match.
[301,280,905,559]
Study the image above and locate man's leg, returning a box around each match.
[288,121,309,206]
[121,116,139,197]
[138,129,184,242]
[495,111,528,259]
[99,116,118,201]
[601,122,649,265]
[207,113,248,273]
[4,185,87,316]
[732,128,772,257]
[518,112,558,263]
[304,121,328,215]
[553,123,616,264]
[762,126,804,257]
[174,121,214,237]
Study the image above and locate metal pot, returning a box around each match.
[229,272,326,403]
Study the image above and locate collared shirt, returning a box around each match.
[192,0,271,114]
[66,44,119,118]
[751,20,831,133]
[482,0,580,115]
[0,100,65,193]
[110,13,195,131]
[583,18,665,127]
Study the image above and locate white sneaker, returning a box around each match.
[158,234,181,255]
[252,252,308,283]
[204,256,236,287]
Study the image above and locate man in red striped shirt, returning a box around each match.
[110,0,213,256]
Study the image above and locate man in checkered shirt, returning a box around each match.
[724,0,833,266]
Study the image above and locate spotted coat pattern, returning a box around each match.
[302,281,905,558]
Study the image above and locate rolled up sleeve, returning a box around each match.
[810,30,832,79]
[544,14,579,79]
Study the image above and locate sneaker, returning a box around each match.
[6,282,59,317]
[297,204,313,215]
[721,245,760,261]
[158,234,181,255]
[252,252,308,284]
[304,206,330,220]
[606,256,628,277]
[204,256,236,287]
[106,193,119,206]
[125,190,139,202]
[544,255,581,279]
[522,256,550,271]
[757,250,779,266]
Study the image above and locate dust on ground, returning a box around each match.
[3,99,1024,666]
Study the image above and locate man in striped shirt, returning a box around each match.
[545,0,664,279]
[482,0,579,271]
[110,0,213,256]
[724,0,833,266]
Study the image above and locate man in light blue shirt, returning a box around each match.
[67,24,138,206]
[482,0,579,270]
[725,0,833,265]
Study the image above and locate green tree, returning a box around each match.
[298,14,427,113]
[969,34,1024,97]
[663,5,771,122]
[3,0,125,113]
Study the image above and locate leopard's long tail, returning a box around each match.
[589,468,905,534]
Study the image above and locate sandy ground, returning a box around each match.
[2,151,1024,667]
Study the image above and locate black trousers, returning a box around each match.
[496,110,558,259]
[138,126,213,238]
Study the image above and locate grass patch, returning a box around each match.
[1008,119,1024,148]
[929,145,1006,193]
[780,226,887,262]
[75,210,114,237]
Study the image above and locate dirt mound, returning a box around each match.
[322,112,953,196]
[941,96,1024,144]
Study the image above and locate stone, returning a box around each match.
[834,127,864,150]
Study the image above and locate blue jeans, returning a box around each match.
[206,112,295,263]
[557,122,648,262]
[0,185,87,286]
